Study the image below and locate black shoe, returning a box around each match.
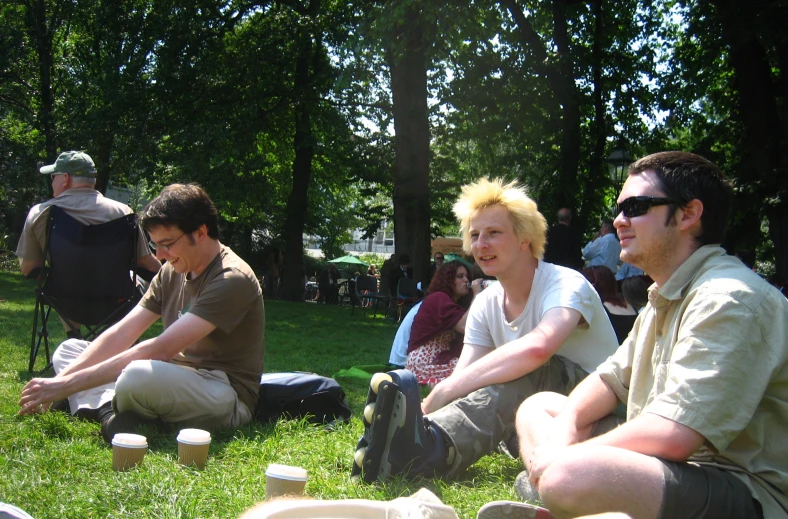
[100,410,159,443]
[73,401,113,423]
[352,369,449,483]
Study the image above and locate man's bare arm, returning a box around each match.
[19,257,43,278]
[528,374,705,487]
[583,413,705,461]
[56,306,160,379]
[19,312,216,414]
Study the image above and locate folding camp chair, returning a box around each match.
[28,206,141,373]
[396,278,421,322]
[351,275,391,317]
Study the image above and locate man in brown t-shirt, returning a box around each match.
[19,184,266,443]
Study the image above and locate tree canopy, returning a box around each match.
[2,0,785,288]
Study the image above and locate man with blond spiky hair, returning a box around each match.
[351,178,618,487]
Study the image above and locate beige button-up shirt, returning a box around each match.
[597,245,788,518]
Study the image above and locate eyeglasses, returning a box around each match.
[50,173,66,181]
[149,232,186,252]
[435,256,444,261]
[615,196,677,218]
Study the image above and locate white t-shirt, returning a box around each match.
[464,261,618,373]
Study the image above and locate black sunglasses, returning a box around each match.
[615,196,678,218]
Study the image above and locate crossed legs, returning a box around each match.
[516,392,663,519]
[516,393,763,519]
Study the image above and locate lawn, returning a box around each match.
[0,271,522,519]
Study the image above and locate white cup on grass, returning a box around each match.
[177,428,212,469]
[112,433,147,471]
[265,464,308,499]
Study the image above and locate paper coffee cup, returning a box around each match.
[112,433,147,471]
[265,464,308,500]
[177,429,211,469]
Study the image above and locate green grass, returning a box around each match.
[0,271,522,518]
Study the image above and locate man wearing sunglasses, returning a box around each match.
[515,152,787,519]
[15,151,161,280]
[19,184,265,445]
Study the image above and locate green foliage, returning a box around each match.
[0,0,783,275]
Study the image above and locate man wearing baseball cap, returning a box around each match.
[16,151,160,279]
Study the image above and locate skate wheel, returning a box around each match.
[370,373,392,394]
[354,446,366,468]
[363,403,375,424]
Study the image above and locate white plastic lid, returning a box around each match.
[265,464,308,481]
[176,428,211,445]
[111,433,148,448]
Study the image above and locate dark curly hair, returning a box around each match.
[427,260,471,300]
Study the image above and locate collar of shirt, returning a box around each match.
[649,245,726,306]
[55,187,100,199]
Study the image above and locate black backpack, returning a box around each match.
[254,372,352,425]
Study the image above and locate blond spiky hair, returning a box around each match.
[452,178,547,259]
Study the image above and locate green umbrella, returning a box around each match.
[443,253,472,268]
[327,255,369,272]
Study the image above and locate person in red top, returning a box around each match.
[405,261,483,386]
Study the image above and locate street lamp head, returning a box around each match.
[606,146,634,186]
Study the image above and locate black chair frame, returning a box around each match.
[351,275,391,317]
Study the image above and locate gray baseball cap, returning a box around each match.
[39,151,97,177]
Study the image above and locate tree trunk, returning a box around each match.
[503,0,581,212]
[388,2,432,286]
[578,0,607,235]
[93,130,114,194]
[551,0,581,210]
[280,22,317,302]
[27,0,58,159]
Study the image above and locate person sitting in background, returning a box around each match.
[405,261,481,386]
[389,253,414,296]
[582,265,638,344]
[543,208,583,270]
[16,151,161,280]
[621,274,652,313]
[317,263,340,304]
[426,251,446,286]
[582,219,621,274]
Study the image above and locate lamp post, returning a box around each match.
[606,144,634,187]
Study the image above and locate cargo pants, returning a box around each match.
[427,354,589,475]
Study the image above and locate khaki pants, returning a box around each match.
[428,355,589,475]
[52,339,252,429]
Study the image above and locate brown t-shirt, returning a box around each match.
[139,245,265,411]
[15,188,151,263]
